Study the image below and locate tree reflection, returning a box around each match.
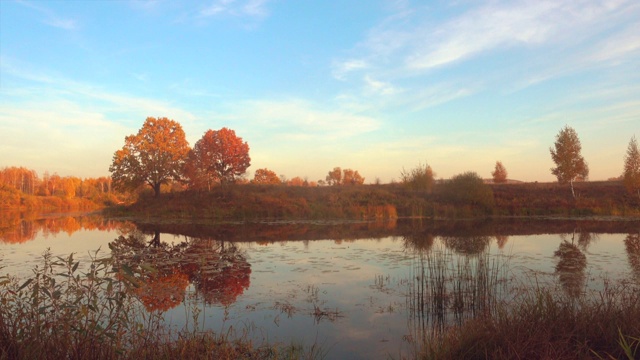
[441,236,491,255]
[181,239,251,306]
[0,213,124,244]
[559,228,597,251]
[554,240,587,298]
[109,232,251,311]
[624,233,640,280]
[495,235,509,249]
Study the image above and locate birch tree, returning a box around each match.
[550,126,589,198]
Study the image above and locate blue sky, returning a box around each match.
[1,0,638,183]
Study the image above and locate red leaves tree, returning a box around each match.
[109,117,190,197]
[491,161,508,183]
[252,168,281,184]
[186,128,250,189]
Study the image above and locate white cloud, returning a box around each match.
[332,59,370,80]
[18,1,78,30]
[363,75,401,96]
[199,0,271,18]
[587,21,640,64]
[44,18,77,30]
[237,99,380,139]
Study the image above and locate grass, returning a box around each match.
[104,181,640,222]
[403,245,640,360]
[415,279,640,360]
[0,250,326,360]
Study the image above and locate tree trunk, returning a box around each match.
[570,180,576,199]
[153,182,161,197]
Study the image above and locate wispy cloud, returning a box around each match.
[330,0,639,112]
[199,0,271,18]
[332,59,370,80]
[236,99,380,140]
[363,75,401,96]
[17,1,78,30]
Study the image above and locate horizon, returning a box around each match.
[1,1,638,183]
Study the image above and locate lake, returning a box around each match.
[1,213,639,359]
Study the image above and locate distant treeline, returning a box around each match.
[0,166,127,211]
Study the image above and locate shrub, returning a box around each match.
[439,172,495,211]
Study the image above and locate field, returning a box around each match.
[106,181,640,221]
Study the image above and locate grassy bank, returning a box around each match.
[105,181,640,221]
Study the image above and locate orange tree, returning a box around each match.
[109,117,190,197]
[491,161,508,183]
[186,128,250,188]
[252,168,281,184]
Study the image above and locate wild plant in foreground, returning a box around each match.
[0,250,327,360]
[0,249,139,359]
[418,280,640,360]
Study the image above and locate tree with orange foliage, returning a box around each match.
[110,117,190,197]
[186,128,250,188]
[342,169,364,185]
[252,168,281,184]
[326,167,364,185]
[287,176,306,186]
[491,161,508,183]
[326,167,342,185]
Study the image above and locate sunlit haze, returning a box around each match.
[1,0,638,183]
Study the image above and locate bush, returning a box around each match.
[400,162,435,193]
[438,172,495,211]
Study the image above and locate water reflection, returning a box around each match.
[625,233,640,279]
[2,214,640,360]
[109,231,251,310]
[441,235,492,255]
[405,239,509,355]
[0,212,124,244]
[495,235,509,249]
[182,238,251,306]
[554,233,589,298]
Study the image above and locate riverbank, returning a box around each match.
[105,181,640,221]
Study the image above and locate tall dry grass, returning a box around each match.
[0,250,326,360]
[417,279,640,360]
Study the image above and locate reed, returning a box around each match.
[415,278,640,360]
[0,250,326,360]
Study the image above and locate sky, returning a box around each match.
[1,0,639,183]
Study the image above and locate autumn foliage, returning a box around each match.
[491,161,508,183]
[110,117,190,197]
[185,128,251,189]
[325,167,364,185]
[623,136,640,199]
[0,166,120,211]
[252,168,281,184]
[550,126,589,198]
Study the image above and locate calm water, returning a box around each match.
[1,213,639,359]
